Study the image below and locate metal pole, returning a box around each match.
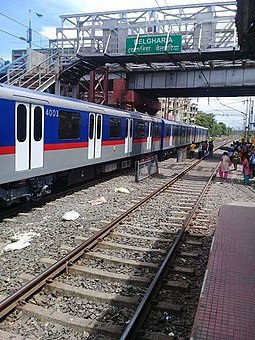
[244,98,249,140]
[251,100,254,132]
[28,9,32,48]
[249,99,253,132]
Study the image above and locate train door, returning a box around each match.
[15,102,44,171]
[125,118,133,153]
[169,125,173,147]
[147,121,152,151]
[88,113,102,159]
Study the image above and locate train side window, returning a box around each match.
[34,106,42,142]
[89,115,94,139]
[173,125,177,137]
[136,122,145,138]
[154,123,159,137]
[17,104,27,142]
[130,120,133,138]
[109,117,121,138]
[59,111,80,140]
[125,118,128,138]
[166,126,170,137]
[97,115,101,139]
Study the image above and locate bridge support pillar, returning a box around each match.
[55,79,60,95]
[89,70,95,102]
[104,67,109,105]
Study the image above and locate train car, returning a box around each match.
[194,125,209,143]
[0,85,162,205]
[0,84,208,206]
[162,120,208,155]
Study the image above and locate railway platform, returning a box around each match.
[190,202,255,339]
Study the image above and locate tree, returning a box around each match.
[195,112,232,137]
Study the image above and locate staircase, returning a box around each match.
[0,48,95,93]
[2,52,59,91]
[0,50,81,92]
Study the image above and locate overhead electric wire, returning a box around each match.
[0,12,50,47]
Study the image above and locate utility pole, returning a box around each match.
[249,99,254,132]
[26,10,43,49]
[244,98,249,140]
[28,9,32,49]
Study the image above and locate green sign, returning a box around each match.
[125,34,182,55]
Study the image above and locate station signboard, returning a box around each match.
[126,34,182,55]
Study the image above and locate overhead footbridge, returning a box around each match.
[58,1,255,99]
[2,1,255,103]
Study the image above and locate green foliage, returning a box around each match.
[195,112,232,137]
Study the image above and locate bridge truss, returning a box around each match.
[54,1,238,73]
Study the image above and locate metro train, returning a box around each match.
[0,84,208,206]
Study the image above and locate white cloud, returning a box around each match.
[40,26,56,40]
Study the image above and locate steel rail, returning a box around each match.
[120,157,219,339]
[0,141,229,320]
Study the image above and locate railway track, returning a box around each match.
[0,142,249,339]
[0,142,232,339]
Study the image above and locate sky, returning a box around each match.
[0,0,251,129]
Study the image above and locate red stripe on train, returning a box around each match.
[44,142,88,151]
[102,140,125,146]
[0,146,15,155]
[133,138,147,144]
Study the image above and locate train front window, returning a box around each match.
[34,106,42,142]
[17,104,27,142]
[59,111,80,140]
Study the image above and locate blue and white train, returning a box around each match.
[0,84,208,205]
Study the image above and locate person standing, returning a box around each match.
[198,143,202,159]
[201,140,207,157]
[219,152,231,179]
[189,141,196,159]
[249,150,255,178]
[208,140,214,158]
[232,150,239,170]
[242,155,251,185]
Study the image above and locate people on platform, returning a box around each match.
[218,152,231,179]
[208,140,214,158]
[242,155,251,185]
[198,142,203,159]
[249,150,255,178]
[232,150,239,170]
[202,140,208,156]
[189,141,196,159]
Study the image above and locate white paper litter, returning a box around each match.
[4,231,40,252]
[4,239,31,251]
[62,210,80,221]
[88,196,107,205]
[10,232,39,242]
[114,187,130,194]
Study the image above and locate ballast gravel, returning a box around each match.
[1,151,255,339]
